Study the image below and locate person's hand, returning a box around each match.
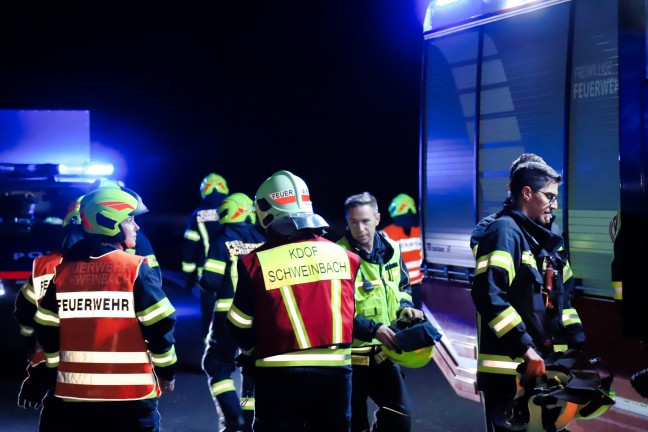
[17,363,49,409]
[522,347,546,381]
[375,324,401,352]
[399,307,425,321]
[159,378,175,394]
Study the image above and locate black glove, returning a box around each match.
[17,363,50,409]
[631,368,648,399]
[236,353,256,377]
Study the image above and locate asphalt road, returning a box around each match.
[0,271,485,432]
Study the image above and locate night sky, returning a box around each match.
[0,2,425,227]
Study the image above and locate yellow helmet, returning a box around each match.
[380,317,442,369]
[218,193,255,224]
[81,187,148,236]
[381,345,434,368]
[388,193,417,218]
[201,173,229,198]
[505,352,615,431]
[62,195,84,227]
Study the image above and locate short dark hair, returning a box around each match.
[509,153,547,180]
[344,192,378,215]
[510,161,562,202]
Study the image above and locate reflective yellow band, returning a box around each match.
[228,304,253,329]
[280,285,310,349]
[563,261,573,282]
[256,348,351,367]
[475,250,515,285]
[182,262,196,273]
[521,251,537,270]
[331,279,343,344]
[184,230,200,242]
[489,306,522,338]
[562,308,582,326]
[215,298,233,312]
[612,281,622,300]
[211,379,236,396]
[241,397,255,410]
[204,259,226,275]
[477,353,522,375]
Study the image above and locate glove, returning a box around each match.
[236,353,256,378]
[17,363,50,409]
[631,368,648,399]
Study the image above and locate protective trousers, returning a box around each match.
[351,353,412,432]
[39,395,160,432]
[253,365,352,432]
[203,311,249,430]
[481,379,517,432]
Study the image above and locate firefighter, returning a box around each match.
[470,161,585,432]
[380,193,423,309]
[337,192,424,432]
[182,172,229,334]
[200,193,265,432]
[471,153,548,256]
[33,186,177,432]
[14,195,84,410]
[227,170,360,432]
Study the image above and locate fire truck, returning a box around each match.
[0,110,116,327]
[418,0,648,429]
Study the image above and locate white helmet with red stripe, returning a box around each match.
[255,170,328,234]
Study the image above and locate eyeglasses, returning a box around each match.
[534,190,558,205]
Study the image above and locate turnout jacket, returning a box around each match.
[227,233,359,367]
[200,223,266,314]
[34,239,177,401]
[337,231,414,346]
[471,209,585,391]
[181,193,227,279]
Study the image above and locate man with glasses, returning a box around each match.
[470,160,586,431]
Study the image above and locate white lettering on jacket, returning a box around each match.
[56,291,135,318]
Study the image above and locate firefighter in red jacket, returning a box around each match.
[33,186,177,432]
[227,170,360,432]
[200,193,265,432]
[14,195,84,410]
[380,193,423,309]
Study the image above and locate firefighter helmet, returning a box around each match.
[254,170,328,233]
[505,353,615,432]
[381,345,434,369]
[218,192,255,224]
[388,194,417,218]
[380,317,442,368]
[81,187,148,236]
[200,173,229,198]
[62,195,84,227]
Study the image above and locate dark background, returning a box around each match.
[0,2,424,263]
